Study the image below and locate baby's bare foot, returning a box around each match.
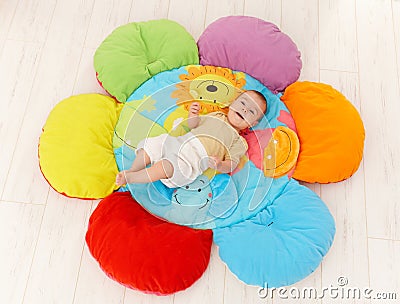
[115,171,127,186]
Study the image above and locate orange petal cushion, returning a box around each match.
[281,82,365,183]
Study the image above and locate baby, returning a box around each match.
[116,90,267,188]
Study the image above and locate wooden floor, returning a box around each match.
[1,0,399,303]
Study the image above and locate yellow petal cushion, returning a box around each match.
[39,94,123,199]
[263,126,300,178]
[281,82,365,183]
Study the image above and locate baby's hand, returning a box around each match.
[189,102,201,116]
[208,156,222,170]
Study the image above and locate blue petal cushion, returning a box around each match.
[213,179,335,287]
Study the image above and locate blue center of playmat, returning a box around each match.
[113,65,295,229]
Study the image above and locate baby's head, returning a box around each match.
[227,90,267,131]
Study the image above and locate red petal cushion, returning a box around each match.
[86,192,213,295]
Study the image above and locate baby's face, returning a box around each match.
[227,91,266,130]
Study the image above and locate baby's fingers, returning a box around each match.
[208,157,217,169]
[190,102,200,111]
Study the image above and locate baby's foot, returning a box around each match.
[115,171,127,186]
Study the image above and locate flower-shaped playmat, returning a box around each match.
[39,17,365,295]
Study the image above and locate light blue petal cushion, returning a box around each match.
[213,178,335,287]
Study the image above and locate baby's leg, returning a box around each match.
[130,148,151,172]
[117,159,173,185]
[116,149,151,186]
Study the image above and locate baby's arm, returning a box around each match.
[187,102,201,129]
[211,136,247,173]
[208,157,238,173]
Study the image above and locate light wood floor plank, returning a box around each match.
[0,201,44,304]
[392,0,400,90]
[0,40,42,199]
[84,0,132,49]
[129,0,170,22]
[73,245,126,304]
[204,0,245,29]
[23,191,92,303]
[281,0,319,82]
[319,0,358,72]
[73,48,109,96]
[244,0,282,27]
[368,239,400,303]
[356,0,400,240]
[7,0,57,42]
[0,0,19,52]
[2,0,95,204]
[168,0,207,41]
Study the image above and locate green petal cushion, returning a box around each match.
[94,20,199,103]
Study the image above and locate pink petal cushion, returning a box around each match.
[198,16,302,93]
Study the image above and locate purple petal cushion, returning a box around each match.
[198,16,302,93]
